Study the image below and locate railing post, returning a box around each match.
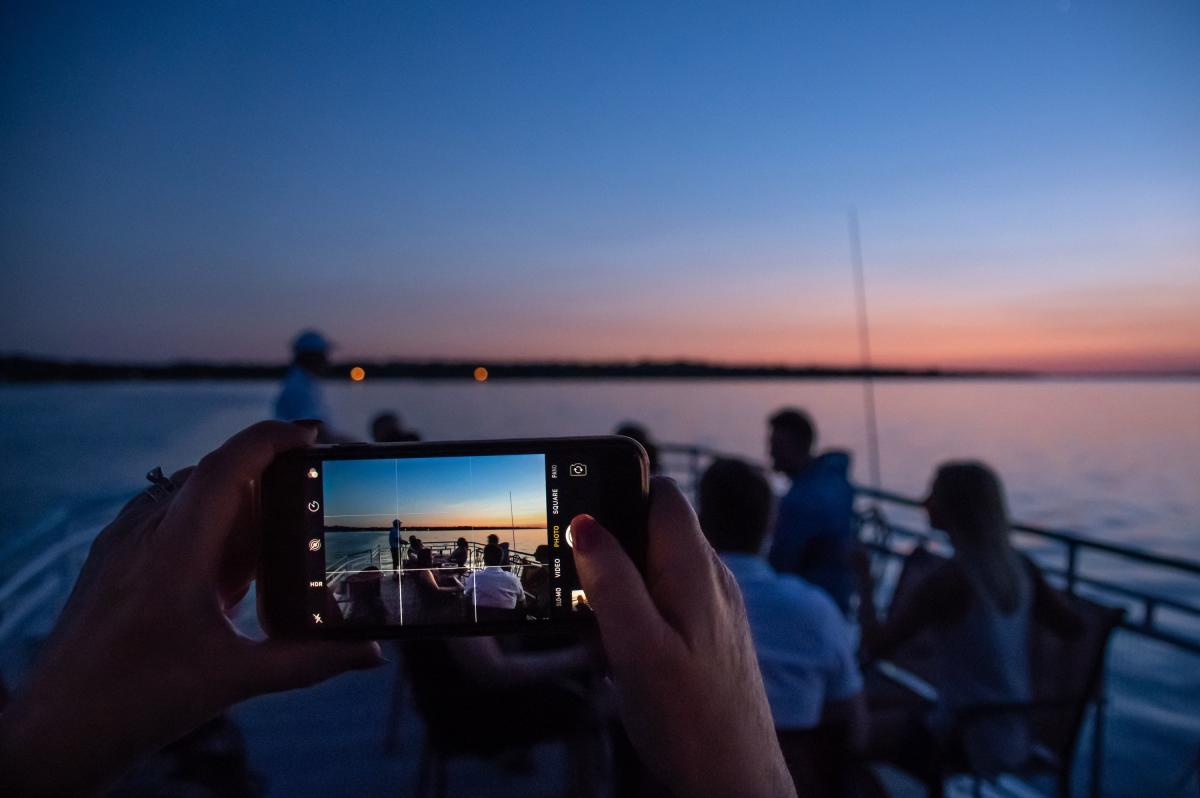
[1143,600,1157,631]
[1090,683,1107,798]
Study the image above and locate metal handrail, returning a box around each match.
[655,441,1200,657]
[856,485,1200,577]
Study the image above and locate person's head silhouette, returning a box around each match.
[699,458,773,554]
[768,408,815,477]
[482,543,503,567]
[290,330,330,376]
[371,412,420,442]
[925,461,1023,611]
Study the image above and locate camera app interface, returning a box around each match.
[302,453,590,628]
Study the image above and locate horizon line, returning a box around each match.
[1,353,1198,380]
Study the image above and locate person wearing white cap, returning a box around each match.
[273,330,343,441]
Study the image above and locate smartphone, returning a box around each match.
[259,436,649,639]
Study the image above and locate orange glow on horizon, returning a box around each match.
[349,366,366,381]
[473,366,489,382]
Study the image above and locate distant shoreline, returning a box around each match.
[1,354,1196,382]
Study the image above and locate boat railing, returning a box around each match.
[656,441,1200,657]
[854,486,1200,657]
[0,491,131,678]
[326,540,544,586]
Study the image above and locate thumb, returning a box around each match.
[570,514,667,667]
[239,639,386,698]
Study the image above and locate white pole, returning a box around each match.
[849,208,883,490]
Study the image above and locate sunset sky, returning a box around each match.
[2,1,1197,372]
[322,454,547,530]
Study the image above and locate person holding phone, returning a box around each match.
[0,421,794,797]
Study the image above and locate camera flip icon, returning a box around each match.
[568,463,587,477]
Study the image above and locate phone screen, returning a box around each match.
[261,437,647,637]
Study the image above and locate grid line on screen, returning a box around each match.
[394,458,402,626]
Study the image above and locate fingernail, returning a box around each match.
[571,514,599,553]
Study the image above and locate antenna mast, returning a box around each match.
[848,208,883,490]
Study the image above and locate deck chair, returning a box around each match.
[401,639,601,798]
[873,545,1125,798]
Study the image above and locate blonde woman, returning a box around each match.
[858,462,1080,791]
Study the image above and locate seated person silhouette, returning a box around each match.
[463,543,526,621]
[698,458,870,796]
[344,565,388,625]
[448,537,469,568]
[857,461,1081,790]
[409,547,461,623]
[405,535,422,568]
[370,411,421,442]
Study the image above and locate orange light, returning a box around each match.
[349,366,366,382]
[473,366,488,382]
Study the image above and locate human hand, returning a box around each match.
[571,478,795,798]
[0,421,383,796]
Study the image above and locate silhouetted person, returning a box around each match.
[499,541,511,567]
[486,533,500,546]
[406,535,423,568]
[411,547,460,618]
[858,462,1081,783]
[346,566,388,625]
[767,408,856,614]
[371,411,421,443]
[448,537,469,568]
[273,330,348,442]
[389,519,402,572]
[463,544,525,610]
[699,458,867,794]
[615,422,660,475]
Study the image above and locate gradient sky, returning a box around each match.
[322,454,547,529]
[2,1,1197,371]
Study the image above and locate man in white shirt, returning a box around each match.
[463,544,526,610]
[273,330,349,443]
[699,458,868,791]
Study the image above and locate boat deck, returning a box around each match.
[233,657,577,797]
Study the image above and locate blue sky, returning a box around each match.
[321,453,547,529]
[2,1,1197,370]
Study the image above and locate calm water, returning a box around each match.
[1,378,1198,793]
[323,529,546,568]
[3,379,1197,557]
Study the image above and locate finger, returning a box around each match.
[169,466,196,487]
[116,466,197,522]
[188,420,316,492]
[237,639,385,698]
[641,477,722,627]
[163,421,317,554]
[570,514,671,670]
